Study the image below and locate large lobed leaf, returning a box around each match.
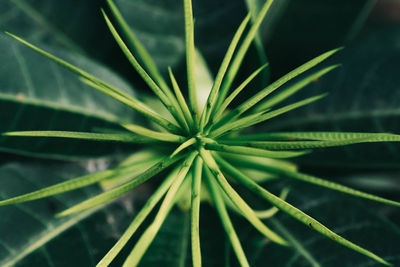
[0,35,137,159]
[0,159,194,267]
[0,0,126,65]
[0,160,131,267]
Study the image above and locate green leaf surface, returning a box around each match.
[0,35,137,159]
[0,0,134,76]
[0,159,196,267]
[0,0,98,55]
[0,160,136,267]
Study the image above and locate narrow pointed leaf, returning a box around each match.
[101,158,163,190]
[270,167,400,208]
[218,137,400,150]
[255,64,340,111]
[219,152,298,172]
[206,143,310,159]
[221,186,289,219]
[255,187,290,219]
[216,0,275,105]
[243,131,400,141]
[212,63,269,123]
[201,13,252,129]
[211,94,327,137]
[210,111,266,137]
[183,0,199,118]
[122,152,197,266]
[171,137,196,158]
[0,169,113,206]
[121,123,185,143]
[191,157,203,267]
[2,130,153,144]
[168,67,195,130]
[210,111,265,137]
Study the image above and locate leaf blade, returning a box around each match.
[191,156,203,267]
[183,0,199,119]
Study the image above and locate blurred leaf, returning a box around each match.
[240,183,400,267]
[0,35,137,159]
[338,171,400,194]
[265,0,372,79]
[245,0,290,84]
[0,0,118,61]
[0,0,143,87]
[0,160,136,267]
[263,27,400,168]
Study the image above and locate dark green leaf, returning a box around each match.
[0,0,124,64]
[0,35,137,159]
[0,159,196,267]
[0,160,136,267]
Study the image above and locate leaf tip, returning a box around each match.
[4,31,21,42]
[55,210,69,218]
[100,8,107,17]
[333,46,345,54]
[328,64,342,71]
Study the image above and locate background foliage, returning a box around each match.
[0,0,399,266]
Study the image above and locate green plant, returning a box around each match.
[1,0,400,266]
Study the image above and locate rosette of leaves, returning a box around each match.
[1,0,400,266]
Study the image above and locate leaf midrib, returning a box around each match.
[0,93,126,125]
[0,206,102,267]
